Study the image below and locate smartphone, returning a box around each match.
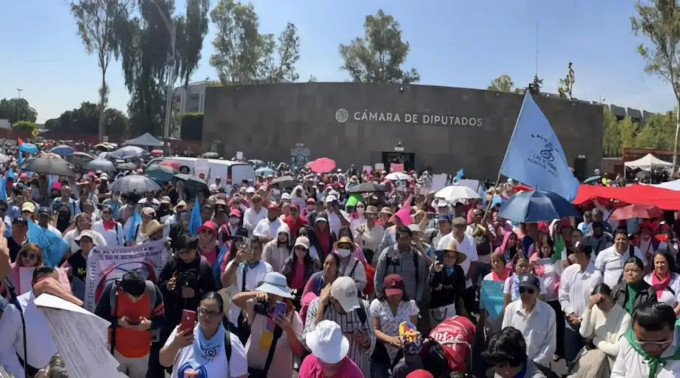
[180,310,196,333]
[274,301,286,319]
[127,316,141,325]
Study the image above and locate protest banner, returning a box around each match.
[362,165,372,174]
[390,162,405,172]
[36,294,126,378]
[374,163,385,171]
[84,240,167,312]
[430,174,448,193]
[480,280,505,321]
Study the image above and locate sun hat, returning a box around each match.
[305,320,350,364]
[38,207,51,216]
[246,187,256,194]
[75,229,98,245]
[267,203,280,211]
[174,200,187,212]
[365,205,378,215]
[141,207,156,216]
[438,241,467,265]
[379,207,393,216]
[294,236,310,250]
[383,274,405,297]
[255,272,294,299]
[229,209,241,218]
[333,236,353,251]
[142,220,164,237]
[330,276,359,312]
[22,202,35,213]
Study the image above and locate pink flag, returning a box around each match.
[394,195,413,226]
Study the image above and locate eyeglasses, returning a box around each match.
[518,287,535,295]
[197,308,221,318]
[21,252,38,260]
[635,338,673,348]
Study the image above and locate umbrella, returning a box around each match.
[85,159,116,172]
[19,143,39,154]
[248,159,264,167]
[94,143,115,151]
[115,162,137,171]
[20,157,76,177]
[499,190,581,223]
[385,172,410,181]
[255,167,276,177]
[0,153,10,164]
[50,145,74,157]
[174,173,209,197]
[271,175,297,188]
[108,146,148,160]
[201,152,219,159]
[65,152,96,168]
[308,158,336,173]
[583,175,601,185]
[349,182,386,193]
[610,204,664,220]
[435,186,481,202]
[109,175,161,194]
[146,164,176,183]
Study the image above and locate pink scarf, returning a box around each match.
[491,268,510,282]
[652,272,672,300]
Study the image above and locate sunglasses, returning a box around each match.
[518,287,535,295]
[21,252,38,260]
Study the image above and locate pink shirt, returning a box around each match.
[291,260,306,289]
[298,355,364,378]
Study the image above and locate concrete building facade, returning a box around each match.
[202,83,604,180]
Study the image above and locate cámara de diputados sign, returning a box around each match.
[335,108,484,127]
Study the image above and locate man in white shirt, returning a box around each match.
[220,238,272,344]
[502,274,556,369]
[252,203,282,241]
[612,302,680,377]
[595,229,646,289]
[16,267,59,375]
[242,194,268,236]
[0,297,24,378]
[558,243,601,367]
[353,206,384,265]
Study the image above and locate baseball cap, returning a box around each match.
[281,193,291,200]
[330,276,359,312]
[22,202,35,213]
[246,187,256,194]
[518,274,541,290]
[383,274,405,297]
[294,236,310,250]
[12,216,28,226]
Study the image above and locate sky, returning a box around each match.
[0,0,674,123]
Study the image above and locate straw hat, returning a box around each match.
[142,220,164,237]
[333,236,354,250]
[438,242,467,264]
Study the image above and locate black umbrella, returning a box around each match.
[174,173,209,197]
[109,175,162,194]
[20,157,76,177]
[349,182,386,193]
[271,175,297,188]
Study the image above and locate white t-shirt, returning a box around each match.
[594,245,647,289]
[437,233,478,287]
[165,327,248,378]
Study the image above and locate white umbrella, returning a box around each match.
[435,185,481,202]
[385,172,410,181]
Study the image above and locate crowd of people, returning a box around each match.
[1,144,680,378]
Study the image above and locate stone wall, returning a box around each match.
[203,83,603,180]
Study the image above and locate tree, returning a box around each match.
[603,108,621,156]
[557,62,576,100]
[52,102,129,138]
[0,98,37,124]
[71,0,131,142]
[632,0,680,172]
[210,0,300,84]
[12,121,38,138]
[487,75,515,92]
[116,0,209,136]
[339,9,419,83]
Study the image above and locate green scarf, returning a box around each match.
[625,281,648,315]
[625,328,680,378]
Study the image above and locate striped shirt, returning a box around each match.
[302,298,375,377]
[374,244,428,301]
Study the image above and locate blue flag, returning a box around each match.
[189,197,202,235]
[499,92,579,201]
[0,178,6,201]
[27,221,69,267]
[213,245,228,288]
[454,169,464,182]
[7,169,15,180]
[480,280,505,321]
[126,210,142,243]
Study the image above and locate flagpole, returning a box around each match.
[483,90,530,216]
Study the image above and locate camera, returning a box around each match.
[253,299,271,316]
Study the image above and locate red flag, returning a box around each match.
[17,138,23,146]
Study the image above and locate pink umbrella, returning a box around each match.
[308,157,336,173]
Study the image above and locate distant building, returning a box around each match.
[172,81,212,115]
[0,119,9,130]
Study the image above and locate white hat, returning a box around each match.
[305,320,350,364]
[246,187,256,194]
[294,236,310,250]
[209,184,218,192]
[435,198,449,208]
[325,195,337,203]
[281,193,291,200]
[100,173,108,180]
[255,272,293,299]
[330,276,359,312]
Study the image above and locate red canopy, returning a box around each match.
[574,184,680,210]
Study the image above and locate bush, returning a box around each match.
[12,120,38,137]
[181,113,203,141]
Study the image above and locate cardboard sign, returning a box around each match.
[390,163,405,173]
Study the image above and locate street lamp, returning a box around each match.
[150,0,176,139]
[16,88,22,122]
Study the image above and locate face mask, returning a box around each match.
[337,248,351,258]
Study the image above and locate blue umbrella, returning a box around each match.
[50,145,75,157]
[499,190,581,223]
[255,167,275,177]
[19,143,39,154]
[85,159,116,172]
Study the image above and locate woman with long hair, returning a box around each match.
[313,212,336,260]
[281,236,321,306]
[2,243,43,298]
[644,251,680,315]
[159,292,248,377]
[302,253,341,298]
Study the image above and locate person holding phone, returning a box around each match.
[427,241,467,327]
[160,292,248,378]
[231,272,306,378]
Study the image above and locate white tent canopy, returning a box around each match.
[122,132,164,147]
[624,153,672,171]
